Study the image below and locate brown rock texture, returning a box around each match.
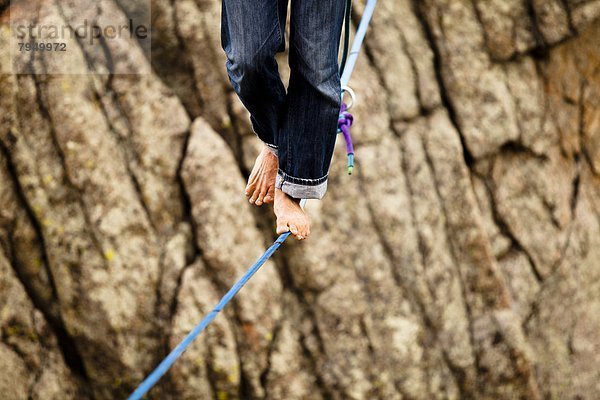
[1,0,600,398]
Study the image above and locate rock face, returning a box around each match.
[1,0,600,399]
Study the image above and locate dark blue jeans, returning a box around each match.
[221,0,345,199]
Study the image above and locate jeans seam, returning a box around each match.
[275,0,282,46]
[286,138,292,183]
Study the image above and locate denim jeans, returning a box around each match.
[221,0,346,199]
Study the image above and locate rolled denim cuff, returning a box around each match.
[276,170,328,200]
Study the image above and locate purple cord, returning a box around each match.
[338,103,354,155]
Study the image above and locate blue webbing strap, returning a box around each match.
[341,0,377,88]
[128,232,292,400]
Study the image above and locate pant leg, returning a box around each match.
[275,0,346,199]
[221,0,288,150]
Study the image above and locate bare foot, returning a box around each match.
[274,188,310,240]
[245,146,278,206]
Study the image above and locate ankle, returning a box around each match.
[276,188,300,204]
[264,145,278,157]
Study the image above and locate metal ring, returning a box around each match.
[341,85,356,110]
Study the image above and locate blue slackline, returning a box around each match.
[128,1,377,398]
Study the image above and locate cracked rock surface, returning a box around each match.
[1,0,600,398]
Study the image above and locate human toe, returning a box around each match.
[276,220,290,235]
[264,186,275,204]
[290,224,306,240]
[300,223,310,239]
[255,185,269,206]
[245,181,256,197]
[249,190,260,204]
